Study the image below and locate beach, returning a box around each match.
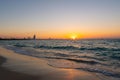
[0,46,102,80]
[0,45,119,80]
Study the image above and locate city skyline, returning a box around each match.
[0,0,120,39]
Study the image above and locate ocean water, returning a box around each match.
[0,39,120,78]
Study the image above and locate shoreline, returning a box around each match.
[0,46,117,80]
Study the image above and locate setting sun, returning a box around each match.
[70,34,77,40]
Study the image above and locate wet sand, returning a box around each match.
[0,46,107,80]
[0,56,39,80]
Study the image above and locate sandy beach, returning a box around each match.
[0,46,116,80]
[0,56,39,80]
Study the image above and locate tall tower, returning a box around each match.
[33,34,36,40]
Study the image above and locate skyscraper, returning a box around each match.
[33,34,36,40]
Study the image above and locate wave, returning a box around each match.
[13,44,28,47]
[77,56,107,61]
[80,47,120,51]
[66,58,100,65]
[48,60,120,78]
[12,42,120,51]
[44,56,106,66]
[110,54,120,60]
[34,45,78,50]
[76,67,120,78]
[34,45,120,51]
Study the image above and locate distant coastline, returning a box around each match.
[0,38,120,40]
[0,38,38,40]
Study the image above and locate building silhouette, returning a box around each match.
[33,34,36,40]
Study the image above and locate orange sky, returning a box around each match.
[0,0,120,39]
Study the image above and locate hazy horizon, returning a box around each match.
[0,0,120,39]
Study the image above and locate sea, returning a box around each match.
[0,39,120,78]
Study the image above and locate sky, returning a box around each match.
[0,0,120,39]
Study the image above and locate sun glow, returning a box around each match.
[70,34,77,40]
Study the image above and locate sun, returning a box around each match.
[67,33,81,40]
[70,34,77,40]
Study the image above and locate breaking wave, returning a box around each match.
[34,45,120,51]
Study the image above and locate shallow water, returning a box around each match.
[0,39,120,78]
